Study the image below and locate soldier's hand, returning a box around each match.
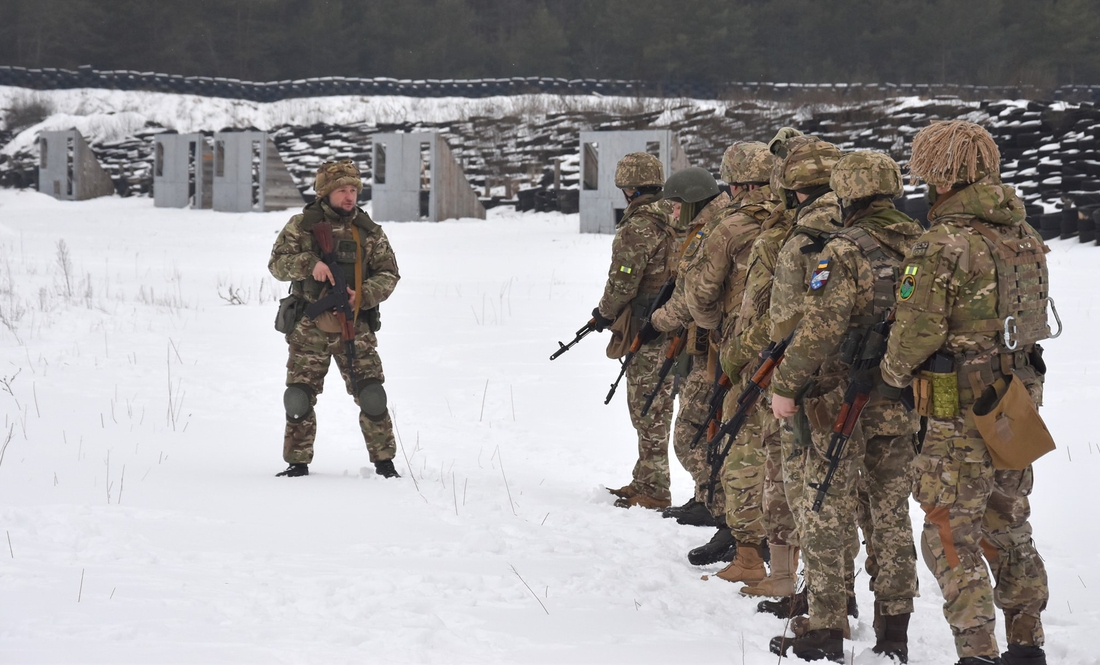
[312,260,336,285]
[347,287,358,309]
[591,307,614,333]
[772,394,798,419]
[637,321,660,344]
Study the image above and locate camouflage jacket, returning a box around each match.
[768,190,842,342]
[772,201,924,400]
[882,178,1044,399]
[597,194,678,320]
[684,185,779,345]
[268,200,400,310]
[651,191,734,333]
[721,204,795,376]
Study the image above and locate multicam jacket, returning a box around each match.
[269,200,400,311]
[597,193,679,320]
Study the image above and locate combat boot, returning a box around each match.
[758,588,807,618]
[614,493,670,510]
[792,628,845,663]
[276,463,308,477]
[687,527,736,566]
[375,459,401,478]
[741,544,799,597]
[607,484,637,499]
[672,500,718,527]
[871,607,910,663]
[662,497,697,519]
[1001,645,1046,665]
[715,541,766,584]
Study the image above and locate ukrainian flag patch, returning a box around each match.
[809,259,831,291]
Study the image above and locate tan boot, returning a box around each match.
[741,545,799,597]
[715,542,766,583]
[614,493,671,510]
[606,484,637,499]
[791,616,850,640]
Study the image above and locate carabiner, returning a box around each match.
[1047,297,1064,339]
[1003,315,1018,351]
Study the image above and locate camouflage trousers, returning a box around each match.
[673,357,726,516]
[914,409,1048,659]
[762,412,797,546]
[718,397,770,545]
[798,404,919,631]
[624,343,675,501]
[283,316,397,465]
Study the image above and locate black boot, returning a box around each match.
[758,588,807,618]
[956,658,1002,665]
[872,611,910,663]
[276,463,308,477]
[674,500,718,527]
[1001,645,1045,665]
[769,634,794,657]
[375,459,401,478]
[687,527,736,566]
[848,595,859,619]
[661,497,697,519]
[792,628,844,663]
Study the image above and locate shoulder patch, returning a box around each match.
[898,265,918,301]
[683,230,706,257]
[809,258,831,291]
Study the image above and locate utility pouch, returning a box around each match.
[362,306,381,333]
[916,353,958,418]
[606,307,635,359]
[275,294,305,335]
[971,371,1056,470]
[686,323,709,356]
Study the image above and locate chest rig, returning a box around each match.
[832,226,902,366]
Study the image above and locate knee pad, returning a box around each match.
[284,384,314,422]
[357,379,388,421]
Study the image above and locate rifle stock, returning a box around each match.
[640,327,687,416]
[689,372,732,450]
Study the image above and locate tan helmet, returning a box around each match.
[830,150,903,202]
[908,120,1001,187]
[614,152,664,189]
[776,136,841,191]
[314,160,363,199]
[721,141,774,184]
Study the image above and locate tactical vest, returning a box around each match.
[830,226,904,372]
[628,209,681,318]
[721,203,773,327]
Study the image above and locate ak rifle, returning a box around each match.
[704,333,793,503]
[639,326,688,416]
[689,371,733,450]
[304,221,359,392]
[550,319,597,360]
[809,313,894,512]
[604,276,676,405]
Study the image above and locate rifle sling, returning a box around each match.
[353,226,362,327]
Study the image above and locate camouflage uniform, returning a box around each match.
[684,183,779,546]
[599,191,681,503]
[882,172,1051,660]
[651,191,734,514]
[269,198,400,466]
[772,193,923,634]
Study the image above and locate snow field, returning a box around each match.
[0,189,1097,663]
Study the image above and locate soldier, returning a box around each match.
[682,142,780,583]
[594,152,683,510]
[881,120,1053,665]
[645,166,739,562]
[769,151,922,662]
[268,160,401,479]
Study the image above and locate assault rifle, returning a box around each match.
[639,326,688,416]
[304,221,358,393]
[704,333,793,503]
[809,313,893,513]
[550,319,597,360]
[604,276,676,405]
[689,371,733,450]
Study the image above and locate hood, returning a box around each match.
[855,205,925,256]
[739,184,779,209]
[795,190,841,234]
[928,176,1026,227]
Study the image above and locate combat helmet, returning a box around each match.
[830,151,903,202]
[908,120,1001,187]
[314,160,363,199]
[721,142,774,185]
[615,152,664,189]
[775,136,841,192]
[663,166,720,203]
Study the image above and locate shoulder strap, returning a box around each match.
[833,226,901,327]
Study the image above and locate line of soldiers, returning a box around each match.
[590,121,1054,665]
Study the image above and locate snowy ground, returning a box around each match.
[0,190,1097,664]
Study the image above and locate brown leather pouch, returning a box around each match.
[971,372,1056,470]
[605,307,635,360]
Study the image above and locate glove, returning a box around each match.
[591,307,614,333]
[767,127,804,156]
[637,321,661,344]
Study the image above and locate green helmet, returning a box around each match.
[614,152,664,189]
[776,136,841,191]
[663,166,720,203]
[830,151,903,201]
[721,142,773,185]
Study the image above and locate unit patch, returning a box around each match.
[809,259,831,291]
[899,265,918,300]
[911,241,929,258]
[684,229,706,257]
